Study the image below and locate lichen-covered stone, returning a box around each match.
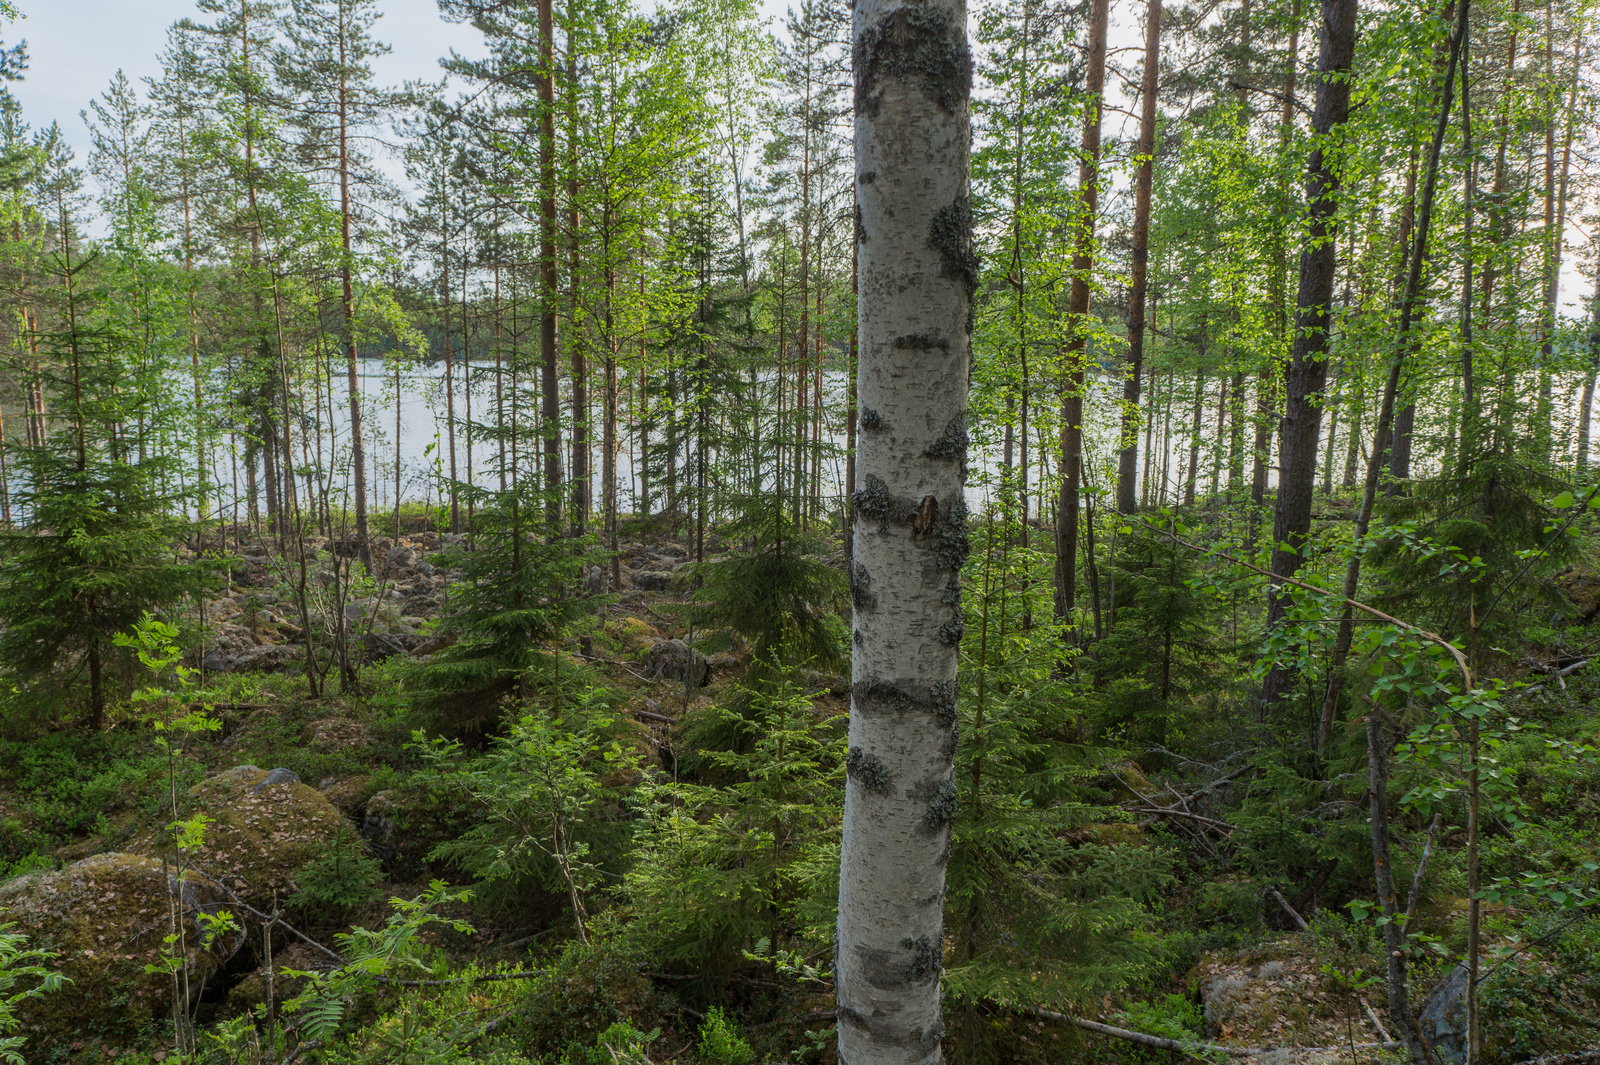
[128,766,351,903]
[0,853,240,1048]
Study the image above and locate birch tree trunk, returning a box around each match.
[838,0,973,1058]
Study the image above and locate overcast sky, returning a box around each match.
[10,0,493,163]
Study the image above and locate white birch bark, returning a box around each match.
[838,0,972,1060]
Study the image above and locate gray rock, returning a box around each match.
[1418,963,1469,1065]
[415,561,436,578]
[202,650,232,674]
[584,565,607,596]
[214,765,265,787]
[634,570,674,591]
[646,639,710,687]
[387,545,415,565]
[251,767,301,794]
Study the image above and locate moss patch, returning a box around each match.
[0,852,237,1048]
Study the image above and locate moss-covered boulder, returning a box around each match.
[0,852,242,1048]
[129,765,352,902]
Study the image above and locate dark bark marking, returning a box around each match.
[893,332,950,351]
[923,411,967,460]
[927,196,981,295]
[911,494,939,540]
[853,6,972,116]
[917,778,958,830]
[846,746,893,793]
[936,497,970,571]
[850,561,876,610]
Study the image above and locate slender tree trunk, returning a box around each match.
[1261,0,1358,713]
[1319,0,1468,752]
[1479,0,1521,330]
[838,0,972,1057]
[336,31,372,570]
[1369,714,1432,1065]
[568,47,587,535]
[1579,290,1600,468]
[1460,27,1478,461]
[538,0,561,531]
[1253,0,1301,515]
[1387,145,1420,487]
[1183,362,1204,506]
[1119,0,1163,514]
[1054,0,1109,627]
[1533,0,1557,460]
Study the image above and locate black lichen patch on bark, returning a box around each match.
[853,6,972,116]
[901,935,943,982]
[928,680,957,728]
[892,331,950,351]
[853,628,863,646]
[858,170,876,184]
[938,617,965,646]
[923,411,967,460]
[846,746,893,794]
[936,497,970,571]
[859,406,884,431]
[850,561,875,611]
[853,473,898,534]
[923,778,958,831]
[940,580,961,608]
[854,202,867,244]
[837,1003,872,1032]
[928,196,981,295]
[852,679,916,716]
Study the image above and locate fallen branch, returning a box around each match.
[1029,1006,1402,1057]
[373,968,546,988]
[1269,885,1310,931]
[1131,807,1237,831]
[1359,996,1393,1044]
[634,709,676,725]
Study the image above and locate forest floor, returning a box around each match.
[2,525,1599,1065]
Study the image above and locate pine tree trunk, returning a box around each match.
[1118,0,1163,515]
[1261,0,1358,713]
[837,0,973,1057]
[1054,0,1109,626]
